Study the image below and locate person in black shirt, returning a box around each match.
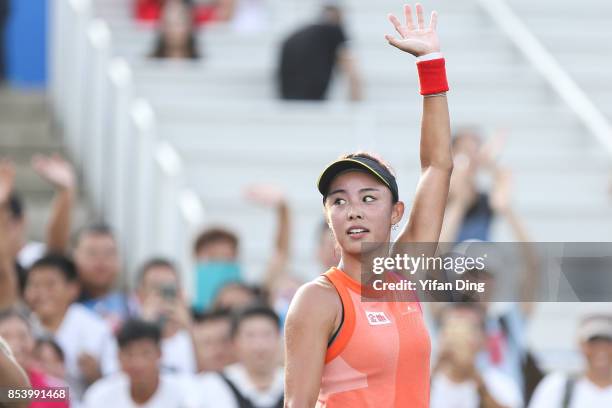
[278,4,361,101]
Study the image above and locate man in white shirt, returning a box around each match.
[74,224,131,332]
[24,254,118,401]
[133,258,197,374]
[83,318,196,408]
[529,314,612,408]
[195,305,284,408]
[430,303,523,408]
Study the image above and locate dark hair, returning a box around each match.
[116,319,162,348]
[28,253,78,283]
[230,305,281,338]
[150,0,200,60]
[35,337,65,362]
[7,192,24,220]
[192,308,232,324]
[194,227,239,256]
[74,223,115,247]
[137,257,178,286]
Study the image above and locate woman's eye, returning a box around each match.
[363,195,376,202]
[334,198,346,205]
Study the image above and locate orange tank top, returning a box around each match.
[317,267,431,408]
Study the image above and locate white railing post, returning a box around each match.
[177,190,206,299]
[49,0,67,117]
[129,99,158,279]
[477,0,612,156]
[107,59,134,252]
[153,142,184,255]
[82,20,112,214]
[64,0,92,164]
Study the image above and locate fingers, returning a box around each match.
[403,4,415,31]
[387,14,404,37]
[384,34,401,50]
[415,3,425,30]
[429,10,438,31]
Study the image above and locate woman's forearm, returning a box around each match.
[420,94,452,172]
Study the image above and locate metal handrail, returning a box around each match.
[478,0,612,156]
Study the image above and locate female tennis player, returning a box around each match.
[284,3,452,407]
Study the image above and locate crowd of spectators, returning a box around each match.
[1,125,610,407]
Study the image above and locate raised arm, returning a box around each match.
[439,155,478,243]
[489,169,539,316]
[337,48,363,101]
[385,4,453,246]
[0,160,19,311]
[32,154,76,254]
[244,184,291,290]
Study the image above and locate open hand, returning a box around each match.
[0,160,16,205]
[243,184,286,208]
[32,154,76,191]
[385,3,440,57]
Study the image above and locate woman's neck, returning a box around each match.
[338,242,392,284]
[338,253,363,283]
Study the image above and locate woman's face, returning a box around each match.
[161,1,192,49]
[0,316,34,368]
[324,171,403,257]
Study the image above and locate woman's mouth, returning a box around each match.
[346,227,370,239]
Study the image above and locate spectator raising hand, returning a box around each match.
[32,154,76,255]
[243,183,286,209]
[243,183,291,298]
[32,154,76,191]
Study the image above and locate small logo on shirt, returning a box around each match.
[402,305,417,315]
[365,311,391,325]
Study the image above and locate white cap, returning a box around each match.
[578,315,612,342]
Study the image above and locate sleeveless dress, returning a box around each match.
[317,267,431,408]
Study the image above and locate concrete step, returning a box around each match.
[0,90,49,121]
[1,88,94,242]
[0,121,58,144]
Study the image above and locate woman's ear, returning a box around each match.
[322,205,331,229]
[391,201,405,225]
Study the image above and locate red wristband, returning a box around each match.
[416,58,449,96]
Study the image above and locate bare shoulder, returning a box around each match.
[285,276,341,333]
